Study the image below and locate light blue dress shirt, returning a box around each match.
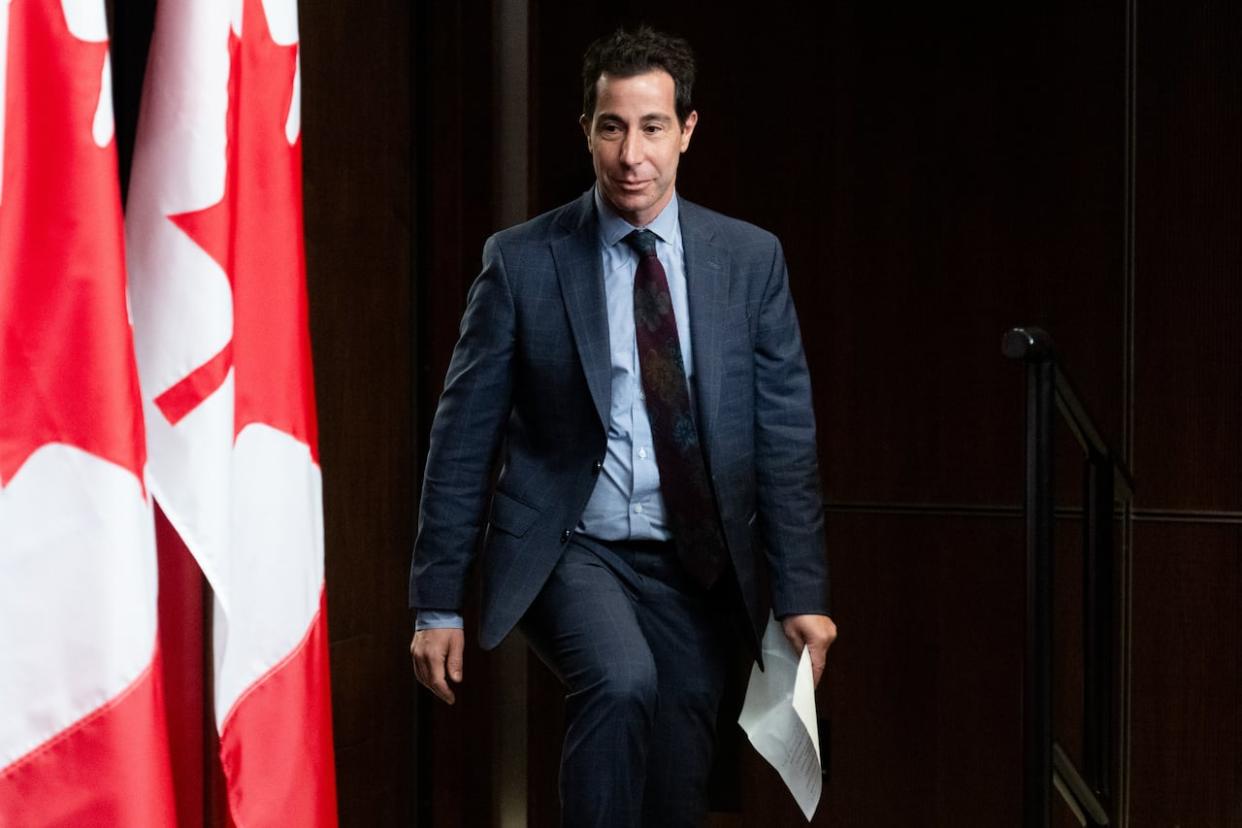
[575,187,692,541]
[416,188,692,632]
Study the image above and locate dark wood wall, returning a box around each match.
[1128,0,1241,823]
[301,1,416,825]
[111,0,1239,825]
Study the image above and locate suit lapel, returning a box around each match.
[680,200,730,464]
[552,191,611,429]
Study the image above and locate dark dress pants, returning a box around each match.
[520,534,734,828]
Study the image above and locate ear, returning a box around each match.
[679,110,699,153]
[580,114,593,152]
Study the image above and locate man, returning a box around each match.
[410,26,836,827]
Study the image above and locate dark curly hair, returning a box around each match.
[581,26,696,126]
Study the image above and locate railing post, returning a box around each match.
[1024,356,1055,828]
[1003,327,1055,828]
[1083,453,1114,802]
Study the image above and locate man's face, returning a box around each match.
[582,69,698,227]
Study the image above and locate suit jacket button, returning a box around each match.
[561,529,572,543]
[592,460,602,475]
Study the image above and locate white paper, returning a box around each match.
[737,613,822,821]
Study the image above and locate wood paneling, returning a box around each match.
[410,5,533,828]
[417,2,498,393]
[783,2,1126,509]
[1133,0,1242,512]
[299,0,415,824]
[751,512,1027,826]
[1125,3,1242,819]
[1129,522,1241,824]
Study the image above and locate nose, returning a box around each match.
[619,133,642,167]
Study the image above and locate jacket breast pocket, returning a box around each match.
[488,490,540,538]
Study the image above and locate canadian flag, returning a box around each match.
[126,0,338,824]
[0,0,177,823]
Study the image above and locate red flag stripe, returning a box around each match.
[0,645,177,826]
[219,592,337,826]
[154,340,234,425]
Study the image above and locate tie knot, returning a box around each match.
[624,229,659,259]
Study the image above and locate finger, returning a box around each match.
[781,625,806,654]
[409,635,423,676]
[412,634,455,704]
[425,650,456,705]
[412,634,433,681]
[810,646,827,687]
[447,632,464,683]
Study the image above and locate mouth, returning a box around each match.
[613,179,651,192]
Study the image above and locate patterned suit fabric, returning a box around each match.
[411,190,829,653]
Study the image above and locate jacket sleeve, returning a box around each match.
[409,235,516,612]
[752,237,831,617]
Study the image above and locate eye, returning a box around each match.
[598,122,623,136]
[644,124,664,135]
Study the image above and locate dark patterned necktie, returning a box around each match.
[626,228,725,589]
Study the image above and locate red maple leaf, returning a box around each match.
[159,0,318,461]
[0,1,145,486]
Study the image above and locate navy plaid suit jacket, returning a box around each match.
[410,190,829,653]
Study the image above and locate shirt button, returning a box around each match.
[560,529,572,543]
[634,504,644,514]
[638,447,648,460]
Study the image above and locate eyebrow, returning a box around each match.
[595,112,674,125]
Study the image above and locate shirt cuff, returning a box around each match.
[414,609,465,632]
[774,610,831,621]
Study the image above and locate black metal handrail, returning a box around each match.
[1003,326,1133,828]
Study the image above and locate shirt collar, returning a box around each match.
[594,185,680,250]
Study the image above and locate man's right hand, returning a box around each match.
[411,628,465,705]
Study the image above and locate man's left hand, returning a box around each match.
[781,614,837,687]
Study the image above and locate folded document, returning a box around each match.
[737,613,822,821]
